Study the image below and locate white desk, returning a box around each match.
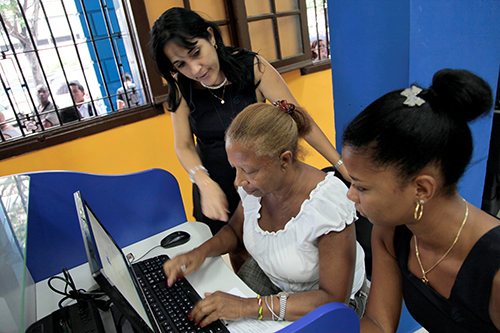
[35,221,288,332]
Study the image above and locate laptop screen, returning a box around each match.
[74,191,154,332]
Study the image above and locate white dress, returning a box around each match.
[240,172,366,299]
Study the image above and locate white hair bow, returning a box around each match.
[401,86,425,107]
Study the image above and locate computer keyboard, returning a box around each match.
[133,255,229,333]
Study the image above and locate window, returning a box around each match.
[235,0,312,72]
[0,0,324,158]
[165,0,313,73]
[301,0,331,75]
[307,0,329,62]
[0,0,162,158]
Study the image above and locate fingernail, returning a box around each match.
[176,274,182,280]
[187,313,191,321]
[198,322,203,328]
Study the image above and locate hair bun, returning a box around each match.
[429,68,493,122]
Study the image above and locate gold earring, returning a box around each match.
[414,199,424,221]
[214,43,218,50]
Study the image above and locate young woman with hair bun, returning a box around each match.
[342,68,500,332]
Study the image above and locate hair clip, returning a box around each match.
[401,86,425,107]
[273,100,295,114]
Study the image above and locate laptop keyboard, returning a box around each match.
[133,255,229,333]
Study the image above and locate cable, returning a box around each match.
[48,267,109,309]
[129,245,161,263]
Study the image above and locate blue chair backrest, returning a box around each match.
[24,169,186,282]
[277,302,360,333]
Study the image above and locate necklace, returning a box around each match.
[414,198,468,285]
[207,84,226,104]
[208,85,233,129]
[200,76,227,90]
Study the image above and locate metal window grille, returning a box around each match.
[306,0,329,61]
[0,0,144,142]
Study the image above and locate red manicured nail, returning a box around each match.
[176,274,182,280]
[187,313,191,321]
[198,322,203,328]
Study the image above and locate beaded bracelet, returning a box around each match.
[257,295,263,320]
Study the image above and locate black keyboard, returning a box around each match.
[132,255,229,333]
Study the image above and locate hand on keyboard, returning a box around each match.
[189,291,254,328]
[163,247,207,287]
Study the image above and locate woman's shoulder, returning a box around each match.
[301,165,345,192]
[297,168,357,226]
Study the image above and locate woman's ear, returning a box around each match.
[207,27,215,46]
[279,151,293,171]
[414,174,437,202]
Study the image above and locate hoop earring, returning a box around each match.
[414,199,424,221]
[214,44,218,50]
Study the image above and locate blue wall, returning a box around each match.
[329,0,500,207]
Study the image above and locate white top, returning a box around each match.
[240,172,366,299]
[78,102,105,118]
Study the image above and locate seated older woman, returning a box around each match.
[163,101,367,326]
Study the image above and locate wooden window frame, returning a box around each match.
[231,0,313,73]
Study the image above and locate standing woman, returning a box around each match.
[342,69,500,332]
[150,7,348,235]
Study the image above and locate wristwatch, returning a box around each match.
[277,291,289,321]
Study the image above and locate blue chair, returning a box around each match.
[277,302,360,333]
[23,169,186,283]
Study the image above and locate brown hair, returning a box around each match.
[226,102,312,161]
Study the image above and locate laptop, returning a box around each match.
[73,191,228,333]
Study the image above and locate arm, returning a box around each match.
[117,99,125,110]
[280,222,357,319]
[170,94,229,221]
[163,202,245,286]
[360,225,403,333]
[254,55,351,182]
[191,222,358,326]
[490,270,500,330]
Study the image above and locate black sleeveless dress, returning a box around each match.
[177,54,257,235]
[394,224,500,332]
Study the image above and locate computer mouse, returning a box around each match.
[160,231,190,249]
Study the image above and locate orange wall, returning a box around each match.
[0,69,336,220]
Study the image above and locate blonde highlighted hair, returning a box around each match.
[225,102,312,161]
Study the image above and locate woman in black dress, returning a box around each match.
[150,7,349,236]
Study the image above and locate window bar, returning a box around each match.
[59,0,99,115]
[77,0,115,112]
[270,0,282,60]
[0,5,48,132]
[0,11,34,135]
[0,124,6,141]
[313,0,321,60]
[97,0,127,110]
[15,0,66,129]
[0,70,27,137]
[322,0,329,58]
[38,0,81,123]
